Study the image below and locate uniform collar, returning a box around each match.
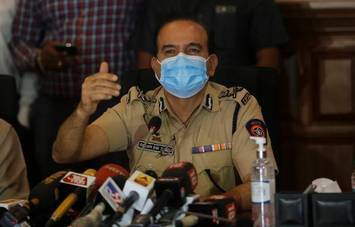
[152,82,221,116]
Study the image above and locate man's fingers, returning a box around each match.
[90,86,120,97]
[88,93,115,102]
[99,62,109,73]
[90,78,120,91]
[90,72,118,82]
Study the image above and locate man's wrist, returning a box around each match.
[75,104,91,122]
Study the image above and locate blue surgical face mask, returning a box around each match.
[156,53,209,99]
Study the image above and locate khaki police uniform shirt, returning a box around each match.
[0,119,29,200]
[92,82,276,197]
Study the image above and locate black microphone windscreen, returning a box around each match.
[111,175,127,189]
[145,169,158,179]
[28,170,68,214]
[162,162,198,194]
[95,163,129,187]
[8,205,29,223]
[0,207,7,219]
[148,116,161,134]
[188,195,237,226]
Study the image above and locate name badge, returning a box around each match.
[137,140,175,156]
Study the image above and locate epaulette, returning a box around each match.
[218,86,244,99]
[219,86,252,106]
[124,86,156,105]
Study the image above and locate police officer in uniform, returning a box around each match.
[53,18,277,211]
[136,0,288,70]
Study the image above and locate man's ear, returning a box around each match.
[151,57,161,78]
[206,54,218,78]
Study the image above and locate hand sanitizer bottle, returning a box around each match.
[250,136,275,227]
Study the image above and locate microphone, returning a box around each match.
[122,170,156,211]
[100,175,137,226]
[28,170,69,214]
[161,162,198,195]
[130,162,198,226]
[0,200,28,227]
[94,163,130,187]
[0,204,30,227]
[45,169,96,227]
[156,162,198,207]
[147,116,161,135]
[144,169,158,179]
[186,195,237,226]
[131,117,162,173]
[0,207,7,219]
[98,175,127,213]
[78,164,130,217]
[70,202,105,227]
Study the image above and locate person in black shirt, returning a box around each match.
[135,0,288,71]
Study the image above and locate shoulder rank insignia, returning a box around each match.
[136,87,155,104]
[241,92,251,105]
[126,86,155,104]
[218,87,243,99]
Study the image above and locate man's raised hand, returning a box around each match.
[78,62,121,117]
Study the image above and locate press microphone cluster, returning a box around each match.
[0,163,131,227]
[128,162,237,227]
[0,161,238,227]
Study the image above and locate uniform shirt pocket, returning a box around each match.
[192,143,235,196]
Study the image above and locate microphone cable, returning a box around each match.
[205,169,226,193]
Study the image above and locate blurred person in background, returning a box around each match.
[135,0,288,71]
[0,118,29,200]
[0,0,18,81]
[0,0,38,186]
[9,0,144,179]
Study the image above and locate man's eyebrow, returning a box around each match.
[161,44,176,51]
[187,43,203,49]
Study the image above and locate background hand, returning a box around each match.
[37,40,78,71]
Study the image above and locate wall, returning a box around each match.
[276,0,355,191]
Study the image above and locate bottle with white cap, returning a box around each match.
[250,136,275,227]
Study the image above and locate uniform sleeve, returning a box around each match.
[0,122,29,200]
[91,108,129,153]
[9,0,43,72]
[91,96,133,153]
[249,0,288,51]
[91,92,147,153]
[232,92,277,182]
